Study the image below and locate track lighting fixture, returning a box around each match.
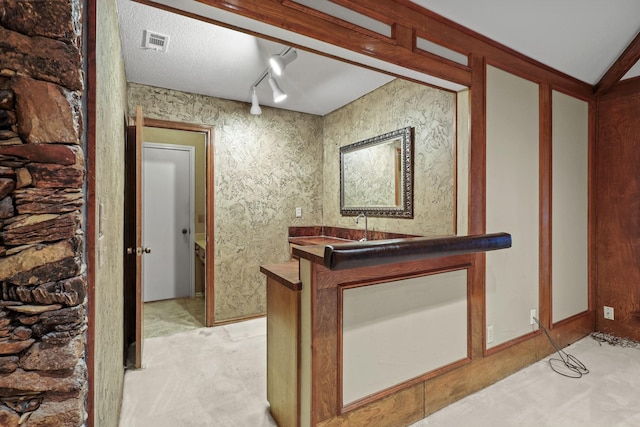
[250,87,262,115]
[269,47,297,76]
[248,45,296,114]
[268,73,287,103]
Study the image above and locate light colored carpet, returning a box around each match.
[144,297,205,338]
[119,318,640,427]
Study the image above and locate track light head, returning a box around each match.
[269,48,297,76]
[268,74,287,103]
[250,87,262,115]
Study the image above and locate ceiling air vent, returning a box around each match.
[142,30,170,52]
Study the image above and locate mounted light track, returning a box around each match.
[248,46,296,114]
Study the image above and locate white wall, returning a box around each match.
[485,65,540,347]
[552,91,589,322]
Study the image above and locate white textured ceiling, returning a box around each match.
[117,0,640,116]
[116,0,396,116]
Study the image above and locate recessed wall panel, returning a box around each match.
[552,91,588,322]
[342,270,468,404]
[485,65,539,348]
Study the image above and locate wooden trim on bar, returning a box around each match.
[340,357,470,415]
[141,118,216,327]
[317,383,425,427]
[337,264,474,415]
[594,31,640,96]
[311,263,340,423]
[323,233,511,270]
[312,255,473,424]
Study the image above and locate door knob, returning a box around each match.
[182,229,188,234]
[127,247,134,255]
[143,247,151,254]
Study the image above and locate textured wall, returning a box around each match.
[323,79,456,235]
[95,0,128,425]
[128,83,324,321]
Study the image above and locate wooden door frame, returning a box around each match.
[142,118,215,326]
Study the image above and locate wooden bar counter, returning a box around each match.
[261,233,538,427]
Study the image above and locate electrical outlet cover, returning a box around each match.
[604,306,614,320]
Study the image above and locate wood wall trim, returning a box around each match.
[282,0,395,43]
[85,0,97,424]
[587,98,597,318]
[597,75,640,100]
[594,31,640,96]
[393,0,593,98]
[539,83,552,330]
[142,118,216,326]
[196,0,473,86]
[192,0,595,97]
[424,312,592,417]
[468,56,486,358]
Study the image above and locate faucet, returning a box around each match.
[355,213,368,242]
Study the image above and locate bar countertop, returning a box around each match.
[259,261,302,291]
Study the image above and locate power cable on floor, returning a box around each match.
[591,331,640,349]
[532,317,589,379]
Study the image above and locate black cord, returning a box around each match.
[532,317,589,379]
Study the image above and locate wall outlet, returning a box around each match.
[487,325,494,344]
[604,306,614,320]
[530,309,537,325]
[295,207,302,218]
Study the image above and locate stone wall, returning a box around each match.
[0,1,86,426]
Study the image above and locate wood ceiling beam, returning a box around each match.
[196,0,473,87]
[594,31,640,97]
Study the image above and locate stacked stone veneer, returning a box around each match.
[0,1,86,426]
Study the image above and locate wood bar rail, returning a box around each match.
[323,232,512,270]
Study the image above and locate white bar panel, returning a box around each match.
[342,270,467,404]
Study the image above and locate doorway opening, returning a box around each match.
[124,117,215,366]
[143,120,215,334]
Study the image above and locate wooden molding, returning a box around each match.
[597,75,640,100]
[196,0,472,86]
[85,0,97,424]
[594,31,640,96]
[539,83,552,330]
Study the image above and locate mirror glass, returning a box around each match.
[340,126,413,218]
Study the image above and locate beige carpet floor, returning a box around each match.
[119,318,640,427]
[144,296,205,338]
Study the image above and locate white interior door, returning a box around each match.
[143,143,195,302]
